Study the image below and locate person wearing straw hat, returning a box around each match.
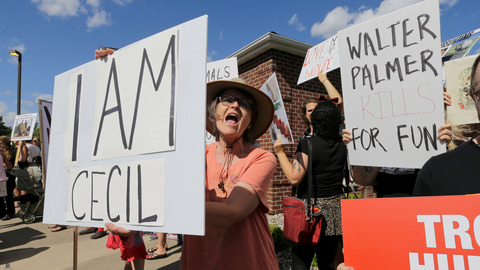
[95,48,278,269]
[180,78,279,269]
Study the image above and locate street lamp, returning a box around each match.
[9,49,22,115]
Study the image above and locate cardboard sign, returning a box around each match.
[342,195,480,270]
[11,113,37,141]
[206,57,238,83]
[43,16,207,234]
[38,99,52,186]
[441,28,480,62]
[297,35,340,85]
[260,73,294,144]
[445,54,480,126]
[205,58,239,145]
[338,0,446,168]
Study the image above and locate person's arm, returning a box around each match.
[206,152,276,227]
[342,129,380,186]
[319,70,343,110]
[273,138,307,186]
[337,263,354,270]
[17,143,28,163]
[206,181,260,227]
[350,166,380,186]
[1,152,12,170]
[105,222,135,237]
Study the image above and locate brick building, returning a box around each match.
[229,32,343,214]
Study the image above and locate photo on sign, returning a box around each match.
[11,113,37,141]
[260,73,294,144]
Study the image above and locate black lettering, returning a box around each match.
[375,28,389,51]
[370,128,387,152]
[137,164,157,223]
[402,18,417,47]
[420,49,438,76]
[224,66,231,79]
[388,21,400,47]
[72,74,82,161]
[351,66,361,90]
[404,55,419,75]
[363,32,377,56]
[373,64,385,84]
[360,129,372,150]
[107,165,121,222]
[423,124,438,151]
[206,69,212,82]
[91,171,106,221]
[362,65,374,91]
[417,14,436,40]
[126,166,130,222]
[72,170,88,220]
[94,59,128,156]
[397,124,408,151]
[130,35,177,149]
[411,126,423,149]
[385,58,403,81]
[347,34,362,60]
[351,127,359,150]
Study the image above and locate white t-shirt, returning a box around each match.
[26,144,41,163]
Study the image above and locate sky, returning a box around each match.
[0,0,478,127]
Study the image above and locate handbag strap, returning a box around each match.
[306,137,315,219]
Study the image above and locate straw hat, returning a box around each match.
[206,78,274,140]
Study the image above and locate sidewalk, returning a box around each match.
[0,216,181,270]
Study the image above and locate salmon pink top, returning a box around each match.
[181,142,279,270]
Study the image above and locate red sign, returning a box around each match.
[342,195,480,269]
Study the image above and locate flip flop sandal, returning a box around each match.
[146,252,167,260]
[147,246,159,253]
[48,225,59,229]
[147,246,168,253]
[51,226,67,232]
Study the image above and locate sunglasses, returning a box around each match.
[218,95,254,110]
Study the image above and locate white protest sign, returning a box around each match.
[297,35,340,85]
[11,113,37,141]
[206,57,238,83]
[92,27,177,160]
[205,58,239,145]
[445,54,480,125]
[44,16,207,234]
[38,99,52,184]
[338,0,445,168]
[260,73,294,144]
[441,28,480,62]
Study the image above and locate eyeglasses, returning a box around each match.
[218,95,254,110]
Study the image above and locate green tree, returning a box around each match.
[0,116,12,137]
[32,122,40,138]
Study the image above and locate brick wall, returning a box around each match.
[238,49,343,214]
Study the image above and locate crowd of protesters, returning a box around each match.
[2,40,478,270]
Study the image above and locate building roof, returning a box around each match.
[228,32,312,65]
